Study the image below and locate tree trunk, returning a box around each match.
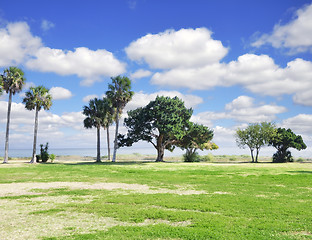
[255,148,259,163]
[112,108,119,162]
[155,135,164,162]
[106,126,110,160]
[156,146,165,162]
[3,91,12,164]
[96,126,101,162]
[30,108,39,164]
[250,148,255,163]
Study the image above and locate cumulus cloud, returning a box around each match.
[130,69,152,79]
[192,96,287,126]
[125,90,203,112]
[252,3,312,53]
[126,28,228,69]
[50,87,73,100]
[26,47,126,86]
[82,94,99,103]
[0,22,42,66]
[41,20,55,31]
[281,114,312,135]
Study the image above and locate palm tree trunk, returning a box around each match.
[3,91,13,164]
[107,126,110,160]
[96,126,101,162]
[112,111,119,162]
[30,108,39,164]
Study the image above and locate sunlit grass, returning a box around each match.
[0,160,311,239]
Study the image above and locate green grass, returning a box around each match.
[0,160,311,239]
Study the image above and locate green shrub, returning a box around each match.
[50,154,55,163]
[183,150,200,162]
[200,154,214,162]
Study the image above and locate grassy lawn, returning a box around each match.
[0,159,311,239]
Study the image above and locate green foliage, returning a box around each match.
[23,86,52,111]
[119,96,193,161]
[269,128,307,163]
[36,143,50,163]
[177,122,216,161]
[235,122,275,163]
[183,150,200,162]
[0,66,26,95]
[49,154,56,163]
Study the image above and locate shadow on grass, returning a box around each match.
[63,161,155,166]
[287,171,312,174]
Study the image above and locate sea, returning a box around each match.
[0,147,183,158]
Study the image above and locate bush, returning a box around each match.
[273,150,293,163]
[50,154,55,163]
[183,150,200,162]
[200,154,214,162]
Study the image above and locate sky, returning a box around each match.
[0,0,312,158]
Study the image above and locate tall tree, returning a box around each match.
[101,97,114,160]
[118,96,192,162]
[82,98,107,163]
[23,86,52,164]
[235,122,275,163]
[106,76,134,162]
[1,67,26,163]
[269,128,307,163]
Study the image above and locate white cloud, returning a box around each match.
[192,96,287,126]
[281,114,312,135]
[82,94,99,103]
[0,22,42,66]
[130,69,152,79]
[252,3,312,53]
[26,47,126,86]
[125,90,203,112]
[41,20,55,31]
[50,87,73,100]
[126,28,228,69]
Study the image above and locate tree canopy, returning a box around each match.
[235,122,275,163]
[118,96,193,162]
[269,128,307,163]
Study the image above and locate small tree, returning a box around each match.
[106,76,134,162]
[1,67,26,163]
[269,128,306,163]
[118,96,192,162]
[23,86,52,164]
[235,122,275,163]
[177,123,215,162]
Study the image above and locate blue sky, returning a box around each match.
[1,0,312,157]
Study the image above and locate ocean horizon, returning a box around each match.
[0,147,184,158]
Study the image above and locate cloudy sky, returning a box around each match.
[0,0,312,157]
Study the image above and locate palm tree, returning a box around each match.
[101,97,114,160]
[1,67,26,163]
[23,86,52,164]
[106,76,134,162]
[83,98,106,163]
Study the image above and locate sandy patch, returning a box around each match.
[0,181,206,197]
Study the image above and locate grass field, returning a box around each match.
[0,156,311,239]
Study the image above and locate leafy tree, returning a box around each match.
[177,123,215,162]
[106,76,134,162]
[118,96,192,162]
[1,67,26,163]
[23,86,52,164]
[269,128,307,163]
[101,97,114,161]
[235,122,275,163]
[83,98,107,163]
